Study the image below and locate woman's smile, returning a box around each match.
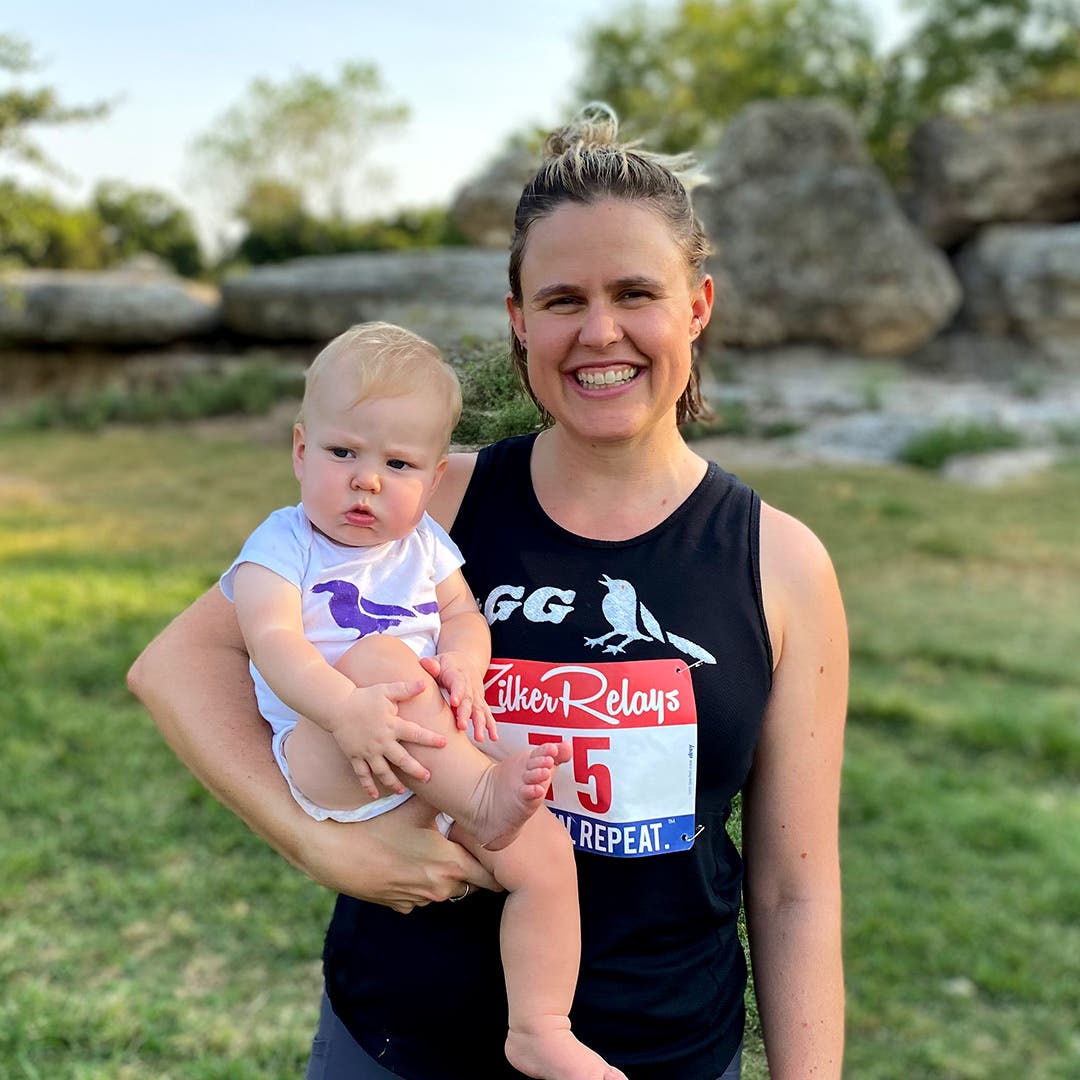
[572,365,640,388]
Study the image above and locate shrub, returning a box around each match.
[0,360,305,432]
[450,342,540,445]
[899,422,1023,470]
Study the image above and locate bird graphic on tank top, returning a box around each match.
[585,574,716,665]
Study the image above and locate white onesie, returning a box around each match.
[220,503,464,822]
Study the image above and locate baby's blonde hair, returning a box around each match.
[299,322,462,451]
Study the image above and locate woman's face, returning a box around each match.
[508,198,712,445]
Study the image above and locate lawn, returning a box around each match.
[1,426,1077,1079]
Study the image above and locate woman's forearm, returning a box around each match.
[127,586,314,867]
[746,893,845,1079]
[128,586,500,908]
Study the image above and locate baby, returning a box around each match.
[220,322,625,1080]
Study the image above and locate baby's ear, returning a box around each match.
[432,457,449,489]
[291,424,307,478]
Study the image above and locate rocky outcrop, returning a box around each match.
[696,99,961,356]
[221,248,511,347]
[956,223,1080,364]
[447,145,539,249]
[0,268,220,346]
[909,103,1080,248]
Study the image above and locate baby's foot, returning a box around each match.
[506,1021,627,1080]
[471,741,570,851]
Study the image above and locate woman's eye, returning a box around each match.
[386,459,409,470]
[548,296,580,309]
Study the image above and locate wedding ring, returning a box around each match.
[450,883,472,903]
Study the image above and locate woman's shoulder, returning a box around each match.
[430,435,537,530]
[759,500,832,568]
[758,499,842,665]
[428,451,478,531]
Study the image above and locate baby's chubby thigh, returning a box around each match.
[334,634,455,739]
[283,635,453,810]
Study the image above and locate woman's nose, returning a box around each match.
[578,303,621,348]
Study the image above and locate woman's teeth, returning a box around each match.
[576,367,638,387]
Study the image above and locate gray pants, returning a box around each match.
[305,991,742,1079]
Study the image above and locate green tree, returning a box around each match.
[866,0,1080,173]
[229,178,318,264]
[0,32,109,173]
[93,181,204,276]
[189,61,409,220]
[575,0,1080,177]
[0,180,108,269]
[222,178,463,268]
[577,0,878,153]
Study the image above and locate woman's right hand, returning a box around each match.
[296,809,501,914]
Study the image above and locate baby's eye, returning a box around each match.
[330,447,353,459]
[386,459,410,470]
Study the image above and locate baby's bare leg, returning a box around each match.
[291,634,564,848]
[455,815,627,1080]
[290,636,623,1078]
[284,713,382,810]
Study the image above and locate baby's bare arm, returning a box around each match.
[232,562,445,794]
[420,569,497,740]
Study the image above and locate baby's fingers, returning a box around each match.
[386,743,431,785]
[481,704,499,743]
[350,760,383,801]
[382,679,426,703]
[396,721,447,751]
[469,701,496,742]
[418,655,441,680]
[367,754,408,794]
[456,695,477,735]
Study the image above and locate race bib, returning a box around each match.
[483,658,699,858]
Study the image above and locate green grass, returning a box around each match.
[2,429,1078,1078]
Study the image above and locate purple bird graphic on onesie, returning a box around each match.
[312,579,439,638]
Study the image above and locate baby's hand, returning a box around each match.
[419,652,498,743]
[329,682,447,800]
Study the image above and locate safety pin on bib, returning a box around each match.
[674,659,707,675]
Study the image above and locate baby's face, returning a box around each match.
[292,385,449,547]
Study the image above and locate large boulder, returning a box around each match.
[696,99,961,356]
[221,248,511,347]
[956,223,1080,364]
[0,267,220,346]
[909,103,1080,248]
[447,145,539,249]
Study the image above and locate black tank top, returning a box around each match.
[323,434,772,1080]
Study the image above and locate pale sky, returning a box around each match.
[5,1,910,242]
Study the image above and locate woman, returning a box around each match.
[129,105,847,1080]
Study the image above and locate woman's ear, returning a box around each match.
[506,291,527,347]
[692,275,714,333]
